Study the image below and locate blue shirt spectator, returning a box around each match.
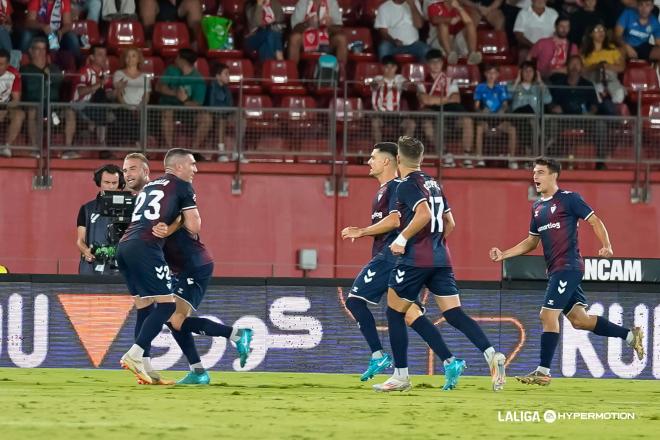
[474,80,511,113]
[616,7,660,48]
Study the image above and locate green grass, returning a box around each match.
[0,368,659,439]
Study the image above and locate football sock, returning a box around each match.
[539,331,560,369]
[410,315,453,361]
[443,307,492,352]
[386,307,408,368]
[136,303,176,350]
[394,367,409,379]
[626,331,634,345]
[536,366,550,375]
[142,356,154,372]
[127,344,144,359]
[181,317,233,338]
[371,350,384,359]
[346,297,383,353]
[135,304,155,357]
[593,316,629,339]
[166,322,201,365]
[483,346,496,365]
[190,362,205,374]
[443,356,456,366]
[230,327,241,343]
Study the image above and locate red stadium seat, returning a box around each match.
[352,61,382,97]
[106,55,120,74]
[142,56,166,77]
[202,0,218,14]
[242,94,275,129]
[194,57,210,78]
[334,97,364,129]
[361,0,386,25]
[394,54,416,64]
[280,0,297,15]
[338,0,361,25]
[72,20,101,48]
[401,63,426,83]
[345,27,376,62]
[262,60,307,95]
[497,64,518,84]
[219,58,262,94]
[220,0,246,25]
[623,65,660,104]
[280,95,318,131]
[107,20,147,54]
[477,30,512,64]
[153,22,190,58]
[445,64,480,92]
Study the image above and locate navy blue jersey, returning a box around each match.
[396,171,452,268]
[163,229,214,274]
[120,173,197,246]
[372,178,401,262]
[529,189,594,275]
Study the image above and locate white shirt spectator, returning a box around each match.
[514,5,558,45]
[374,0,423,46]
[113,70,150,106]
[0,66,20,103]
[291,0,342,28]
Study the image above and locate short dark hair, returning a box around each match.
[397,136,424,162]
[534,157,562,177]
[94,164,125,188]
[213,62,229,76]
[426,49,444,62]
[178,48,198,66]
[0,49,9,62]
[555,16,570,27]
[374,142,398,158]
[381,55,398,67]
[164,148,194,167]
[483,63,499,73]
[30,36,48,50]
[91,45,106,55]
[519,60,537,81]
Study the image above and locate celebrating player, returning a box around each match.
[489,157,645,386]
[374,136,506,393]
[342,142,461,383]
[117,148,201,384]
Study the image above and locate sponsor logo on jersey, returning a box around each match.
[538,222,561,232]
[371,211,383,220]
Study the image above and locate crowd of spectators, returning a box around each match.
[0,0,656,167]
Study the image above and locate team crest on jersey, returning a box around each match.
[534,208,540,218]
[90,213,100,224]
[550,204,557,214]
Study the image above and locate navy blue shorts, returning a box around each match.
[349,257,395,304]
[117,239,173,298]
[388,265,459,302]
[172,263,214,310]
[543,270,589,315]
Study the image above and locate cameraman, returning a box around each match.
[76,164,124,274]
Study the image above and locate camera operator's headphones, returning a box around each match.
[94,164,125,189]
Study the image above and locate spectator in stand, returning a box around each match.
[548,55,610,169]
[20,37,64,156]
[20,0,81,69]
[71,0,102,22]
[101,0,137,21]
[424,0,482,65]
[513,0,559,63]
[615,0,660,62]
[288,0,348,65]
[508,61,551,155]
[461,0,505,31]
[569,0,608,46]
[375,0,429,62]
[245,0,286,62]
[0,0,14,55]
[206,62,235,162]
[581,22,626,107]
[140,0,202,38]
[474,64,518,169]
[528,16,578,79]
[370,56,416,144]
[417,49,475,167]
[0,49,25,158]
[156,48,211,150]
[111,47,150,148]
[63,45,114,159]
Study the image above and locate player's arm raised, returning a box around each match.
[587,214,614,258]
[390,202,432,255]
[341,212,400,241]
[489,234,541,262]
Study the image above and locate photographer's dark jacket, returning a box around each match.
[77,194,113,274]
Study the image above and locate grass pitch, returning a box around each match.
[0,368,658,440]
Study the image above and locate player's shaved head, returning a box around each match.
[397,136,424,167]
[164,148,194,168]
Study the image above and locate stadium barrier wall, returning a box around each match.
[0,276,658,380]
